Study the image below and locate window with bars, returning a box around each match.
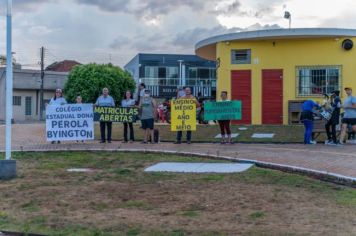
[25,96,32,116]
[296,66,341,96]
[231,49,251,64]
[13,96,21,106]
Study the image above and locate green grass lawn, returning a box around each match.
[0,152,356,235]
[94,123,310,143]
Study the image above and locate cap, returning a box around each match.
[331,90,340,96]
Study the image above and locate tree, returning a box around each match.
[64,63,136,104]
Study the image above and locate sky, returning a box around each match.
[0,0,356,69]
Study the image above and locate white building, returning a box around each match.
[0,67,68,122]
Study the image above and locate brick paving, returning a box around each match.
[1,124,356,180]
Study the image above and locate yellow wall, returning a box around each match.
[216,37,356,124]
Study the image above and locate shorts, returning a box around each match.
[342,118,356,126]
[141,118,154,130]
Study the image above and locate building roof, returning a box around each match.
[195,28,356,60]
[46,60,81,72]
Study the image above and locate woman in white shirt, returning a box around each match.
[49,88,67,106]
[49,88,67,144]
[121,90,136,143]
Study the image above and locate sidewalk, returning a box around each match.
[1,124,356,181]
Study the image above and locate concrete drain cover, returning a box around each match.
[144,162,253,173]
[67,168,93,172]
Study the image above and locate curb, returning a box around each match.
[4,147,356,188]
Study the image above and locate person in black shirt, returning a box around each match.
[325,90,341,145]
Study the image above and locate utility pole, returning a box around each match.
[39,46,45,120]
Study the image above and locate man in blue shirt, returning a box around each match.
[300,100,320,144]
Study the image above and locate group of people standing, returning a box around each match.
[47,84,355,146]
[301,87,356,145]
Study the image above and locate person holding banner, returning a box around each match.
[175,87,199,144]
[49,88,67,106]
[95,88,115,143]
[48,88,67,144]
[218,91,232,144]
[139,90,157,144]
[121,90,136,143]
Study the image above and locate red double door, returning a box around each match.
[231,69,283,125]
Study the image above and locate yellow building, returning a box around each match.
[195,28,356,125]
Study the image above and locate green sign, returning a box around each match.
[204,101,242,121]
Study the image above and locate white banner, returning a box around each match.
[46,104,94,141]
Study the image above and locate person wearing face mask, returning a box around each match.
[48,88,67,144]
[174,87,199,144]
[139,90,157,144]
[95,88,115,143]
[121,90,136,143]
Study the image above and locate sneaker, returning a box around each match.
[324,140,332,144]
[336,141,344,146]
[309,140,317,145]
[325,141,337,146]
[187,141,191,144]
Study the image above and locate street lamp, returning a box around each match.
[284,11,291,29]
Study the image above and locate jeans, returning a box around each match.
[100,122,112,142]
[303,120,313,144]
[123,122,134,141]
[176,131,192,142]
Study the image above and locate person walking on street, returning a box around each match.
[175,87,199,144]
[95,88,115,143]
[338,87,356,145]
[121,90,136,143]
[139,90,157,144]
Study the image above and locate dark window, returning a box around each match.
[198,68,209,79]
[188,68,197,79]
[13,96,21,106]
[158,67,166,78]
[25,96,32,116]
[231,49,251,64]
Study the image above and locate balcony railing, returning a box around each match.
[140,77,216,87]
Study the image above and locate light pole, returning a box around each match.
[284,11,291,29]
[1,0,16,179]
[5,0,13,161]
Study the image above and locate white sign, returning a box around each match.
[46,104,94,141]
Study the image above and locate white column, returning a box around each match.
[182,64,186,86]
[5,0,13,160]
